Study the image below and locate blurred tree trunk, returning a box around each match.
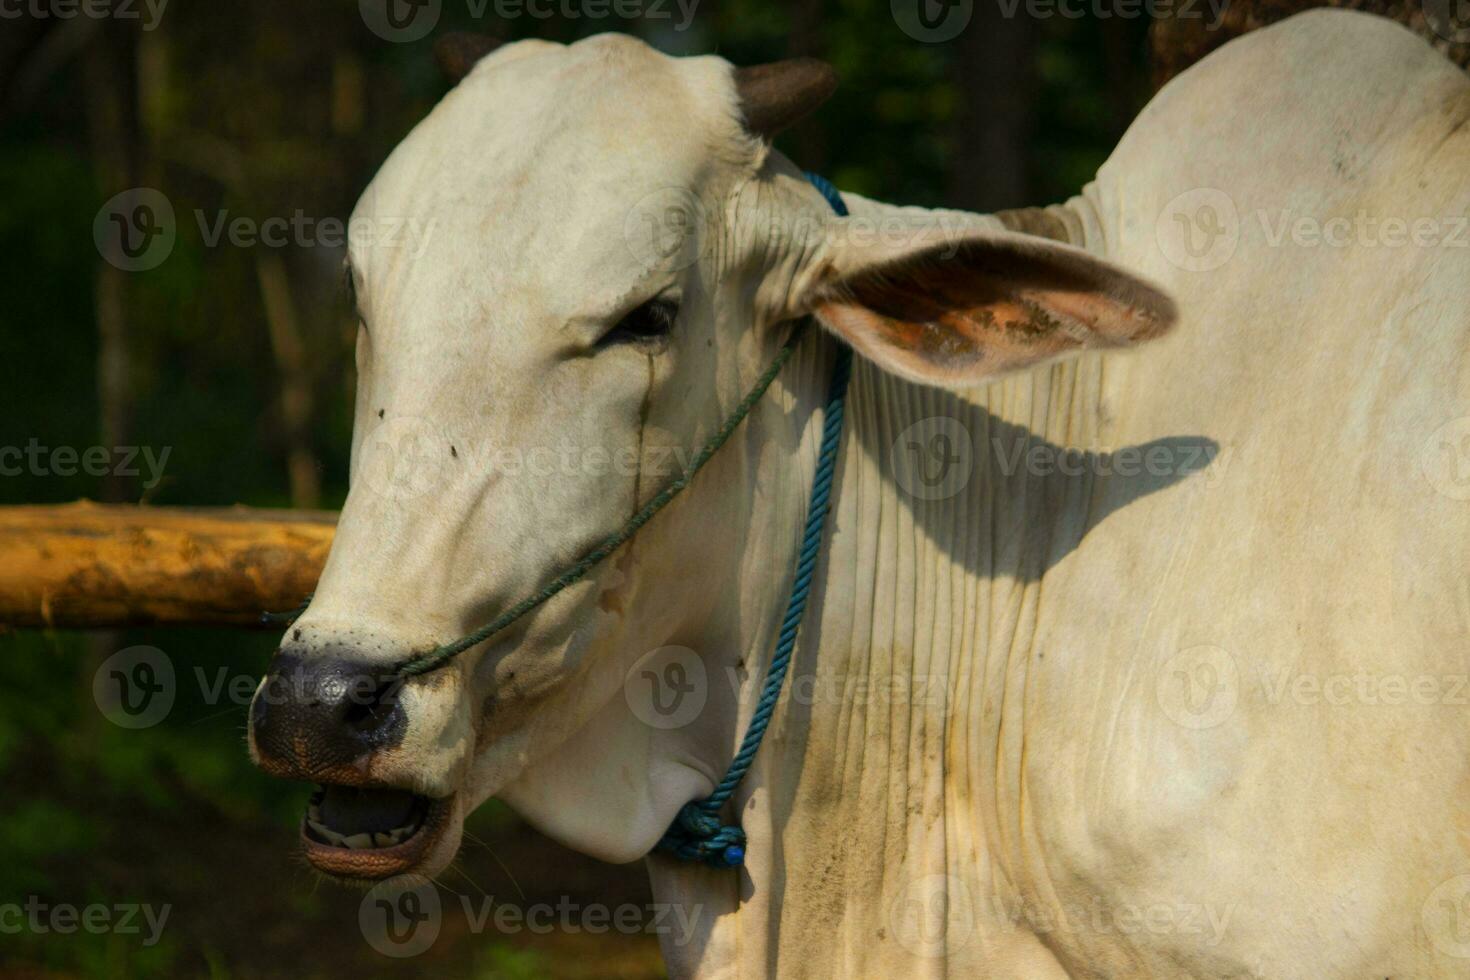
[256,253,321,509]
[81,23,141,734]
[331,51,366,137]
[948,3,1036,211]
[84,25,139,504]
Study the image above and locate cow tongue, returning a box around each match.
[317,786,420,836]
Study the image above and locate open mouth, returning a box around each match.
[301,784,452,879]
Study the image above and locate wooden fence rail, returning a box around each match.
[0,501,334,629]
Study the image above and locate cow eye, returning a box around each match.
[599,297,678,349]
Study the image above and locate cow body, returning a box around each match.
[647,13,1470,978]
[246,11,1470,978]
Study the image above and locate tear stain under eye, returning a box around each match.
[600,354,656,619]
[631,353,655,513]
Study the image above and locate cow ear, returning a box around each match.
[796,227,1178,389]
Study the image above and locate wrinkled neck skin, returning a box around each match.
[491,323,842,859]
[626,194,1115,979]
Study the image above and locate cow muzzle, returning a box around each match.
[248,649,461,879]
[249,652,408,778]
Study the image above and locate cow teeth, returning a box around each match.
[342,833,374,849]
[373,832,396,848]
[308,819,345,846]
[307,803,321,821]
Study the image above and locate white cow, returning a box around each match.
[248,11,1470,977]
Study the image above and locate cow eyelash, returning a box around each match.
[598,296,679,349]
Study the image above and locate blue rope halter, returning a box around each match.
[655,172,853,868]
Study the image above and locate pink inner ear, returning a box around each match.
[1039,290,1175,345]
[814,295,1081,383]
[812,238,1175,386]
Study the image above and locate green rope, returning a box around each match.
[392,319,813,677]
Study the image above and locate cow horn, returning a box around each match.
[434,32,503,83]
[733,58,837,139]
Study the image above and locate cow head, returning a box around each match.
[246,32,1175,882]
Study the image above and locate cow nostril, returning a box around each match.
[342,675,404,738]
[252,653,410,771]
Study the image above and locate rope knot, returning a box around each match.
[656,802,747,868]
